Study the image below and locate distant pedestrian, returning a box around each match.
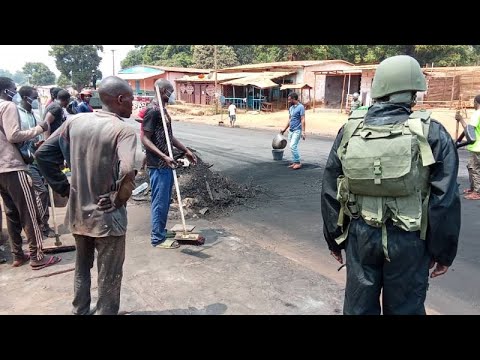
[228,102,237,127]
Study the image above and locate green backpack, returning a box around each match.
[335,109,436,261]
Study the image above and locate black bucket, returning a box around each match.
[272,149,284,161]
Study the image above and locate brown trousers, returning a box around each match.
[72,234,126,315]
[467,152,480,193]
[0,171,44,261]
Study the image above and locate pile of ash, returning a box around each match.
[131,150,262,219]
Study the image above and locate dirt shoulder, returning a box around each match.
[166,106,461,140]
[0,204,344,315]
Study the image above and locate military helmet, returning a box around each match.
[371,55,426,99]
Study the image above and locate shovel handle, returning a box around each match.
[47,186,62,246]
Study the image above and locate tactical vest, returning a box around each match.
[335,109,435,261]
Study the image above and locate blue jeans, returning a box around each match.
[288,129,302,163]
[148,168,174,245]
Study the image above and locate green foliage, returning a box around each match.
[49,45,103,91]
[118,45,480,69]
[57,74,71,88]
[192,45,239,69]
[22,62,56,86]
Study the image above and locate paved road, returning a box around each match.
[130,118,480,314]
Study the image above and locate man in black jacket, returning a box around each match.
[321,55,460,315]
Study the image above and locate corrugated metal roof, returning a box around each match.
[219,60,354,72]
[117,71,164,80]
[221,71,295,88]
[143,65,210,73]
[119,65,210,74]
[176,72,254,83]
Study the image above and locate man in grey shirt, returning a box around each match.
[36,76,137,315]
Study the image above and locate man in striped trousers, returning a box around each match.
[0,77,61,269]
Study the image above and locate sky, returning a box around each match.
[0,45,136,78]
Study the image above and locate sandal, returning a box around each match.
[463,189,473,194]
[12,253,30,267]
[166,230,176,238]
[30,255,62,270]
[464,192,480,200]
[152,239,180,249]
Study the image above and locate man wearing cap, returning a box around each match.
[76,90,94,113]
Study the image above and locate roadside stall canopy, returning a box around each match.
[280,83,312,90]
[221,71,295,88]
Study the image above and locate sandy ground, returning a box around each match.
[0,105,458,315]
[0,204,344,315]
[166,105,463,140]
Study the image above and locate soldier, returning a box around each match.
[321,55,461,315]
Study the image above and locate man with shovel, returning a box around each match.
[35,76,137,315]
[141,79,198,249]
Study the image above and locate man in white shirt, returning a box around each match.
[228,102,237,128]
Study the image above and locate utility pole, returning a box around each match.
[111,49,116,76]
[214,45,218,114]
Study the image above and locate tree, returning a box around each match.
[232,45,256,65]
[413,45,478,66]
[159,45,194,67]
[0,69,13,78]
[49,45,103,91]
[120,45,195,69]
[12,71,27,85]
[22,62,56,86]
[121,48,144,68]
[192,45,239,69]
[253,45,285,63]
[1,69,28,85]
[120,44,480,70]
[57,74,71,88]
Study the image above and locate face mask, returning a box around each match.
[28,99,39,109]
[167,90,176,105]
[12,92,22,104]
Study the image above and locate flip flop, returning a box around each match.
[153,239,180,249]
[30,255,62,270]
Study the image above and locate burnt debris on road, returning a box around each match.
[131,149,263,219]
